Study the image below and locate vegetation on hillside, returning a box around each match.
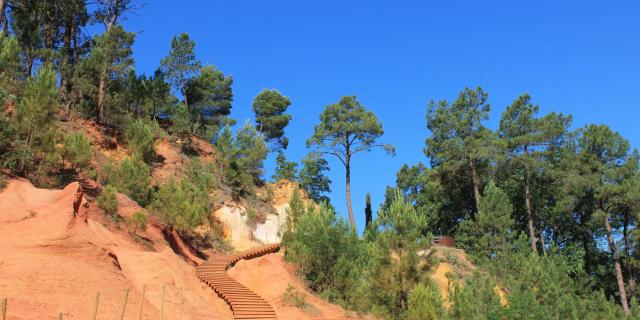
[0,2,639,319]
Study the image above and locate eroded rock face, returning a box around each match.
[214,180,314,251]
[0,179,232,319]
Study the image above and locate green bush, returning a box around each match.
[127,211,148,234]
[282,284,307,308]
[151,177,210,233]
[407,283,446,320]
[102,158,154,207]
[124,118,163,162]
[284,203,365,308]
[225,160,254,199]
[98,185,119,218]
[63,132,93,171]
[0,112,15,154]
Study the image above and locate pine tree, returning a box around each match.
[161,32,200,108]
[0,33,23,92]
[457,181,515,260]
[15,65,59,176]
[407,283,446,320]
[367,191,432,319]
[307,96,395,230]
[252,89,292,151]
[185,65,233,137]
[83,25,135,124]
[298,152,331,203]
[499,93,571,254]
[272,152,298,182]
[425,87,497,219]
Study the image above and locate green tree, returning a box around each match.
[124,118,163,162]
[8,0,45,76]
[365,191,432,319]
[97,185,119,217]
[84,25,135,124]
[298,152,331,203]
[161,32,200,108]
[425,87,497,219]
[57,0,89,101]
[102,157,154,207]
[0,112,15,159]
[232,122,268,183]
[272,152,298,182]
[151,176,211,234]
[364,192,372,228]
[456,181,515,260]
[308,96,395,230]
[62,132,92,171]
[570,124,635,314]
[185,65,233,137]
[127,211,148,234]
[283,188,305,242]
[0,33,23,92]
[146,68,173,119]
[252,89,292,151]
[407,283,446,320]
[284,203,366,308]
[499,93,572,254]
[15,65,59,175]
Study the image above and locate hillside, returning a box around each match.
[0,178,360,319]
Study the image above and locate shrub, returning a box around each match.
[63,132,93,171]
[151,177,210,233]
[98,185,119,218]
[282,284,307,308]
[0,175,6,190]
[124,118,163,162]
[225,160,254,199]
[127,211,148,234]
[0,113,15,155]
[407,283,446,320]
[101,158,154,207]
[284,203,366,308]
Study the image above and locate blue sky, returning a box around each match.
[111,1,639,234]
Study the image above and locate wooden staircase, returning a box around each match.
[197,244,281,319]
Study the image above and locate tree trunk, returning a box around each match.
[523,147,538,254]
[0,0,7,35]
[540,227,547,256]
[182,80,189,109]
[60,20,73,95]
[623,211,637,299]
[604,212,630,315]
[345,157,356,231]
[468,159,481,219]
[97,69,106,124]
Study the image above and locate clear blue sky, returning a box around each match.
[112,1,640,234]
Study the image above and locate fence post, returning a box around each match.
[160,286,165,320]
[179,288,183,320]
[91,292,100,320]
[1,298,6,320]
[119,288,129,320]
[138,284,146,320]
[58,312,63,320]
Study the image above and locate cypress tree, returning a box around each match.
[365,192,372,227]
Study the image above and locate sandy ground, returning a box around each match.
[228,253,370,320]
[0,179,232,319]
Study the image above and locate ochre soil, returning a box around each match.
[228,253,372,320]
[0,179,231,319]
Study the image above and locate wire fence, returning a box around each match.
[0,284,208,320]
